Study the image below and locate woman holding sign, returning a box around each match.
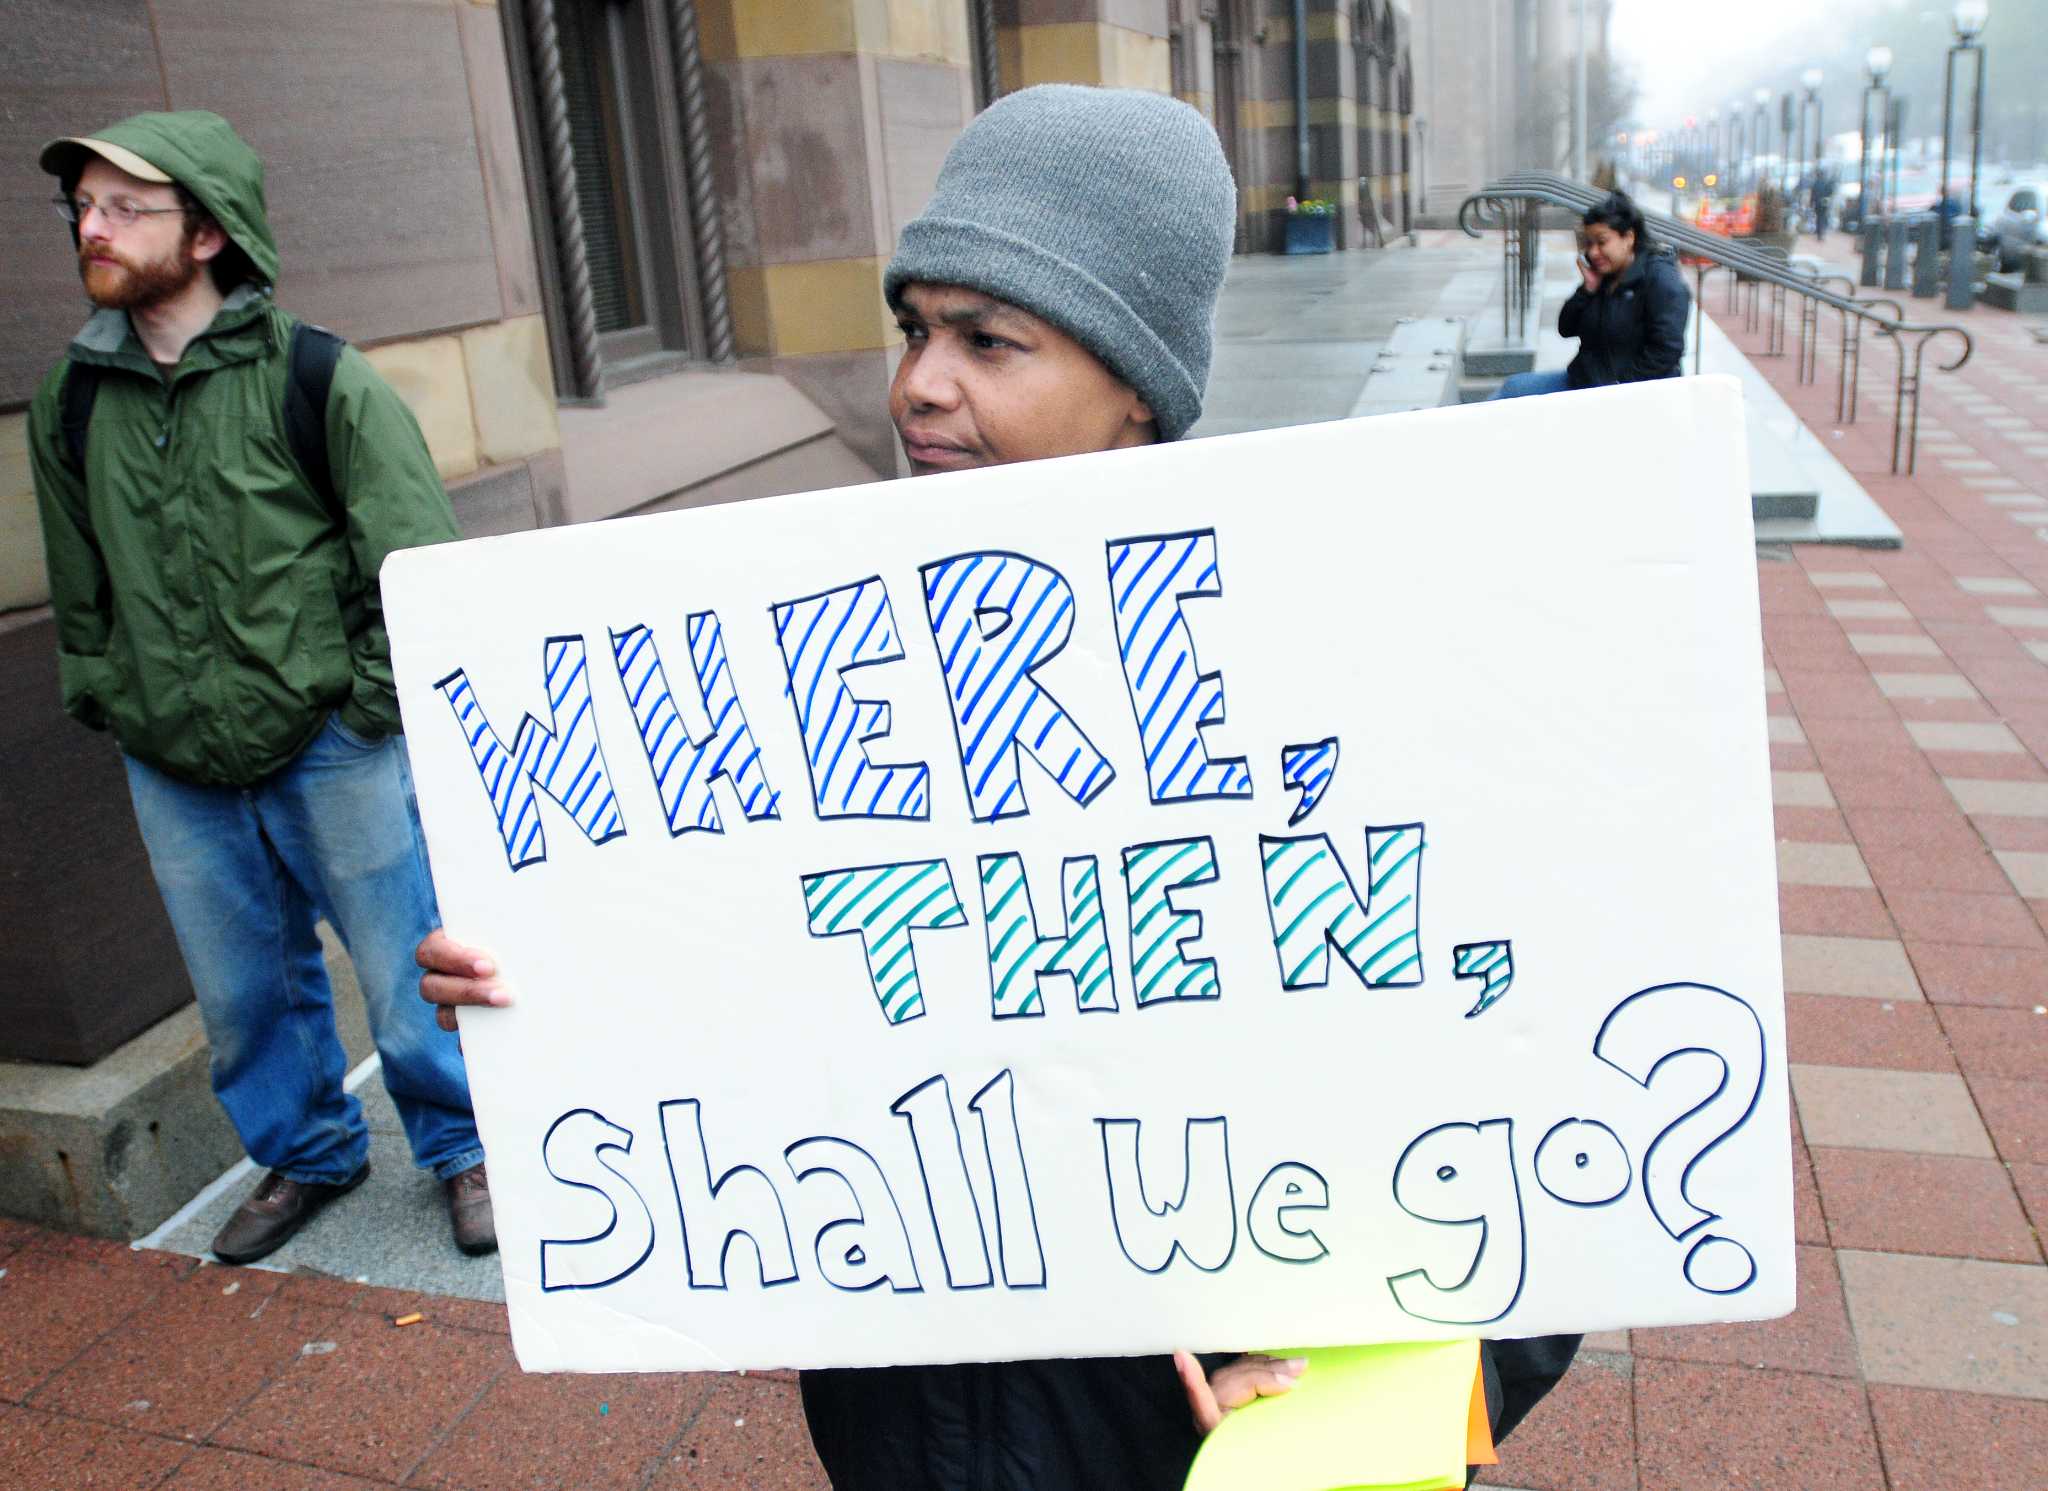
[1494,190,1692,400]
[418,84,1576,1491]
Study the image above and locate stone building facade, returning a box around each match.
[1408,0,1613,223]
[0,0,1413,1232]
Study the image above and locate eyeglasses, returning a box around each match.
[52,193,188,229]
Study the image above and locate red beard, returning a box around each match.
[78,238,202,312]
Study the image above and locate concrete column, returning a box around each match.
[1409,0,1508,223]
[993,0,1172,93]
[699,0,978,475]
[1168,0,1216,120]
[1948,217,1977,309]
[1911,216,1940,298]
[1229,2,1360,245]
[1884,218,1909,291]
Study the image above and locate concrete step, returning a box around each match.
[1983,272,2048,313]
[1746,405,1821,522]
[1461,340,1537,378]
[1450,370,1820,522]
[1348,317,1465,417]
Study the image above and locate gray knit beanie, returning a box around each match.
[884,85,1236,442]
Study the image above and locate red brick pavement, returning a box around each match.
[1,255,2043,1489]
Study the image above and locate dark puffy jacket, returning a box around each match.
[799,1335,1580,1489]
[1559,248,1691,390]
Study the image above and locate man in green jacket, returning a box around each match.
[28,111,493,1263]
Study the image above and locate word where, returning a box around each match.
[434,531,1251,870]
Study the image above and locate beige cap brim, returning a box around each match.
[40,136,173,185]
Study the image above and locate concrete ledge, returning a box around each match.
[1982,273,2048,313]
[1753,491,1820,522]
[626,435,883,519]
[0,1005,239,1238]
[3,927,372,1239]
[1461,341,1537,377]
[1349,317,1465,417]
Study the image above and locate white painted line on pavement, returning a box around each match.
[132,1053,384,1253]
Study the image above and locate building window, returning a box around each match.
[506,0,717,398]
[556,0,647,340]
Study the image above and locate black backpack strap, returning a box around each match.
[284,322,346,518]
[59,359,103,477]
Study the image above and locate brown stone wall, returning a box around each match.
[699,0,977,476]
[1,0,166,414]
[993,0,1172,93]
[2,0,560,616]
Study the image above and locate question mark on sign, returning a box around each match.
[1592,982,1766,1294]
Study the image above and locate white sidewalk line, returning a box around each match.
[132,1052,384,1252]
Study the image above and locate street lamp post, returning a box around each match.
[1800,68,1825,187]
[1728,102,1745,193]
[1861,45,1893,226]
[1888,95,1907,218]
[1573,0,1588,181]
[1754,88,1773,192]
[1707,108,1721,187]
[1942,1,1990,220]
[1780,91,1795,193]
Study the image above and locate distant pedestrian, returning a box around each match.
[27,111,495,1264]
[1935,183,1963,250]
[1493,190,1691,399]
[1811,166,1836,240]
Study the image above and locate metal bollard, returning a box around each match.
[1860,221,1883,287]
[1948,217,1977,310]
[1912,215,1940,298]
[1883,218,1909,290]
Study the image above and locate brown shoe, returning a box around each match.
[445,1162,497,1256]
[211,1162,370,1266]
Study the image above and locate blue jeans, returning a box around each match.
[1491,369,1574,400]
[124,716,481,1185]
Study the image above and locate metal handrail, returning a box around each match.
[1458,172,1972,475]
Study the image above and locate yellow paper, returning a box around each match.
[1183,1340,1480,1491]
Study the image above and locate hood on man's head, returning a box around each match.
[41,110,279,288]
[884,84,1237,442]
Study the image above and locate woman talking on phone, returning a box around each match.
[1493,189,1691,399]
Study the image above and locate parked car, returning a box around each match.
[1986,182,2048,271]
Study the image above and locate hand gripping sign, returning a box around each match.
[384,376,1792,1373]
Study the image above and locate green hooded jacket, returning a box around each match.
[28,110,460,787]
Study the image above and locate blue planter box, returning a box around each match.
[1283,212,1335,255]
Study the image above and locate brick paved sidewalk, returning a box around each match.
[1,254,2043,1491]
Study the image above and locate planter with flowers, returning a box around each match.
[1281,196,1336,255]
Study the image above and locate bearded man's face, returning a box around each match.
[71,156,206,312]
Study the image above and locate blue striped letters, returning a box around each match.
[920,553,1115,821]
[773,578,930,820]
[609,615,780,836]
[436,637,626,871]
[1105,532,1252,803]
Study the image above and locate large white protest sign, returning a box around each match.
[384,375,1791,1374]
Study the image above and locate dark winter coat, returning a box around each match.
[798,1335,1581,1490]
[1558,248,1691,390]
